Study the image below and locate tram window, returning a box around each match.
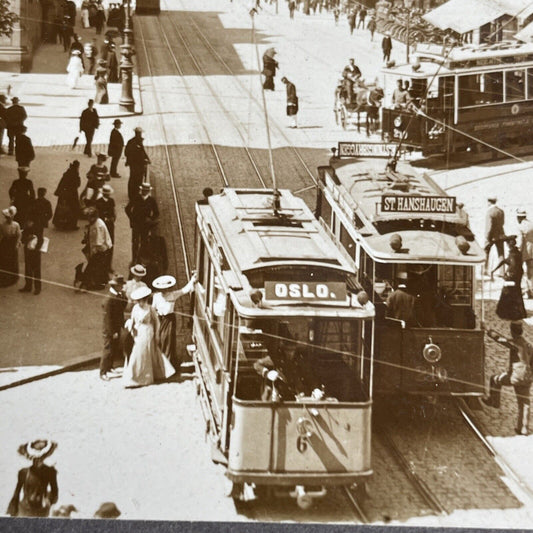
[340,225,356,260]
[438,265,472,305]
[320,195,333,227]
[505,70,525,102]
[527,68,533,99]
[458,72,503,108]
[438,76,454,113]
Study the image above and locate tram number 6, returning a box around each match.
[296,436,308,453]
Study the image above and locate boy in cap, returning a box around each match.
[108,118,124,177]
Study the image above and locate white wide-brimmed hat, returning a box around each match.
[131,286,152,301]
[152,275,176,290]
[2,206,17,218]
[130,264,146,277]
[18,439,57,461]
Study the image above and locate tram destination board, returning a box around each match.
[337,141,416,159]
[265,281,347,302]
[381,195,456,214]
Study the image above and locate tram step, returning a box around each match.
[211,442,228,466]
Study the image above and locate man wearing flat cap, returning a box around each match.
[517,208,533,298]
[485,197,505,279]
[124,127,151,200]
[108,119,124,178]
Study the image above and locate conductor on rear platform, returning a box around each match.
[385,272,416,326]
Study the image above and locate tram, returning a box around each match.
[316,144,485,396]
[134,0,160,15]
[189,188,375,507]
[381,41,533,155]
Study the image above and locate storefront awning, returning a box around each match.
[423,0,507,34]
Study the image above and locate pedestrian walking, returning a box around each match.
[84,38,98,74]
[125,182,159,262]
[53,160,81,230]
[6,440,58,518]
[81,0,90,27]
[15,126,35,167]
[262,48,279,91]
[152,273,196,372]
[80,206,112,290]
[483,321,533,435]
[517,208,533,299]
[5,96,27,156]
[60,16,74,52]
[107,43,119,83]
[348,10,356,35]
[367,16,376,41]
[95,184,116,243]
[0,206,21,287]
[123,286,176,388]
[289,0,296,18]
[357,6,366,29]
[124,127,151,200]
[94,60,109,104]
[108,118,124,177]
[0,94,7,153]
[80,153,109,211]
[80,99,99,157]
[30,187,53,238]
[333,6,339,25]
[64,0,76,25]
[485,196,505,279]
[9,166,35,227]
[66,50,84,89]
[382,31,392,62]
[19,218,43,295]
[493,236,527,321]
[94,3,106,34]
[100,274,127,380]
[281,77,298,128]
[69,34,84,57]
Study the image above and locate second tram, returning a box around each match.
[190,188,375,507]
[381,41,533,155]
[316,147,485,396]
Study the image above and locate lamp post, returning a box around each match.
[405,0,414,63]
[119,0,135,112]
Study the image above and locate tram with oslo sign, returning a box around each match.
[189,188,375,508]
[381,41,533,156]
[316,144,486,396]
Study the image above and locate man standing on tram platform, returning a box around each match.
[517,208,533,298]
[385,272,416,327]
[484,197,505,279]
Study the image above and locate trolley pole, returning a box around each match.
[119,0,135,112]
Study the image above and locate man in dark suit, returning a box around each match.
[125,182,159,262]
[5,96,27,155]
[9,167,35,226]
[124,127,151,200]
[485,197,505,278]
[15,126,35,167]
[108,119,124,178]
[382,31,392,63]
[385,272,416,326]
[79,99,99,157]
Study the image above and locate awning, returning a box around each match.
[516,19,533,41]
[423,0,506,34]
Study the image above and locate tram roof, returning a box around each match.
[382,41,533,78]
[200,188,355,275]
[324,158,485,264]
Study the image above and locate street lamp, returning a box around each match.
[405,0,414,63]
[120,0,135,112]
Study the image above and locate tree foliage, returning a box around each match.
[0,0,18,38]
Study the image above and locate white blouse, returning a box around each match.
[152,290,184,316]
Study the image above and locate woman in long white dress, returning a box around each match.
[66,50,84,89]
[123,286,175,388]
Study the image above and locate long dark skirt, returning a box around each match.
[83,250,110,289]
[159,313,178,369]
[0,236,19,287]
[53,194,79,230]
[496,283,527,320]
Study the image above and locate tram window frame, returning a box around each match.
[437,265,472,305]
[505,69,526,102]
[458,71,503,108]
[340,224,356,261]
[320,194,333,228]
[527,68,533,100]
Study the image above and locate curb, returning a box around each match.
[0,353,100,392]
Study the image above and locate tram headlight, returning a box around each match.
[423,342,442,363]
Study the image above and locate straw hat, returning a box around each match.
[152,275,176,290]
[2,206,17,218]
[130,264,146,277]
[131,286,152,301]
[18,440,57,461]
[139,182,152,193]
[102,184,114,195]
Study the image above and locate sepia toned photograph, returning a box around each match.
[1,0,533,529]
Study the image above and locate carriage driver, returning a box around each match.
[342,58,362,105]
[254,340,323,402]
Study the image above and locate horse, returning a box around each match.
[353,86,384,136]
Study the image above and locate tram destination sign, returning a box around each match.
[382,195,456,214]
[265,281,347,303]
[337,141,416,159]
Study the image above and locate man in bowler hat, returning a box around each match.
[79,99,100,157]
[108,119,124,178]
[124,127,150,200]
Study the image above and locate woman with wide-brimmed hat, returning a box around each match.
[94,59,109,104]
[6,440,58,517]
[123,286,175,387]
[0,206,22,287]
[152,273,197,371]
[66,49,84,89]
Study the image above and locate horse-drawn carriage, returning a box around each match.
[334,78,384,135]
